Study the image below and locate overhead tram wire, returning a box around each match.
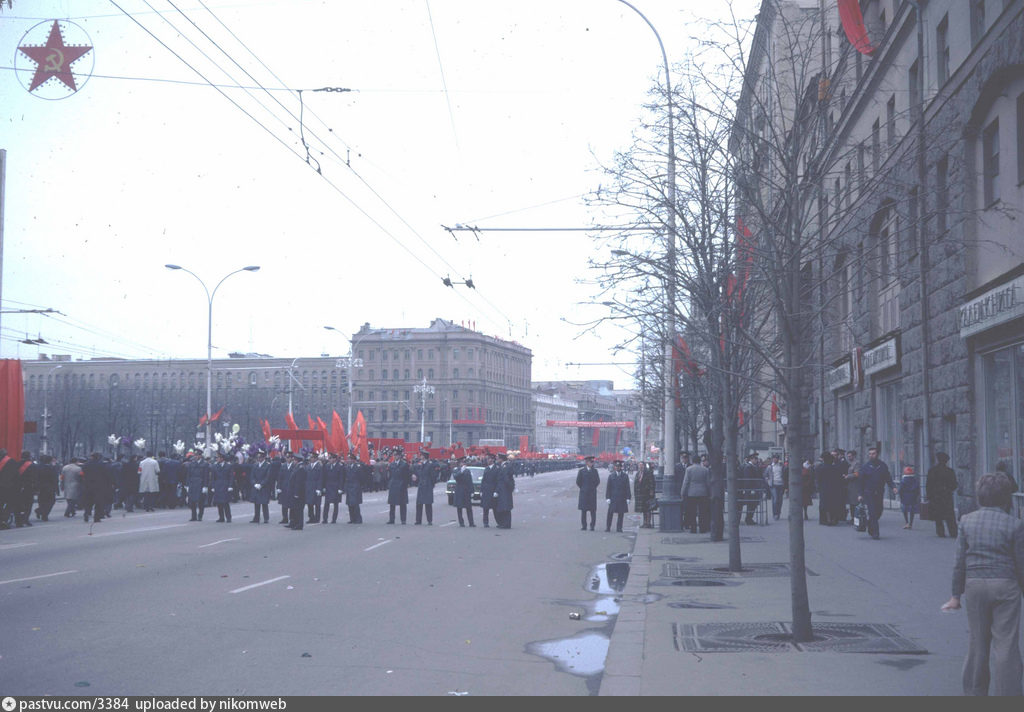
[116,1,513,335]
[176,0,518,332]
[424,0,460,150]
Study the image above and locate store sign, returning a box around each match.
[863,337,899,376]
[959,275,1024,338]
[827,359,852,391]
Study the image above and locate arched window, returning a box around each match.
[871,202,900,336]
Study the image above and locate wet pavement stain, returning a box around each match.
[877,658,927,671]
[526,631,610,685]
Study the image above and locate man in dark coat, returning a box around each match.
[184,452,209,521]
[305,454,325,524]
[249,450,274,523]
[479,453,498,528]
[494,453,515,529]
[451,456,475,527]
[857,447,896,540]
[14,451,37,527]
[926,451,959,538]
[576,455,600,531]
[342,453,365,524]
[34,454,59,522]
[414,451,439,525]
[287,454,308,530]
[211,453,234,523]
[157,452,180,509]
[81,452,113,523]
[387,452,411,524]
[605,460,632,532]
[0,449,18,529]
[321,453,343,524]
[739,453,763,525]
[277,452,295,525]
[814,452,842,526]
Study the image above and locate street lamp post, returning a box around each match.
[165,264,260,450]
[323,326,365,429]
[41,364,62,455]
[413,376,435,444]
[616,0,681,531]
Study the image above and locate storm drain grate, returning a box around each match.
[661,536,765,545]
[661,562,816,578]
[673,622,927,653]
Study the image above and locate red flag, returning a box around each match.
[198,413,208,426]
[355,411,369,463]
[210,406,225,422]
[316,416,331,453]
[0,360,25,455]
[261,418,272,444]
[331,411,349,457]
[592,428,600,448]
[738,409,745,426]
[838,0,875,55]
[615,428,622,447]
[307,414,317,431]
[770,395,779,422]
[285,412,302,452]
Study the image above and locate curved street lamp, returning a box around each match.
[165,264,260,449]
[324,325,367,430]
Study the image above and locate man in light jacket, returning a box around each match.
[681,454,712,534]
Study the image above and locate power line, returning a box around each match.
[424,0,460,150]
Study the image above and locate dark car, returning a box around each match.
[446,466,485,506]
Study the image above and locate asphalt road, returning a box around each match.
[0,467,636,696]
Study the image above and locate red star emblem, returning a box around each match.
[18,21,93,93]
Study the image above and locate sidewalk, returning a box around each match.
[600,501,991,696]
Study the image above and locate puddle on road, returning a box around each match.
[587,562,630,595]
[526,631,610,678]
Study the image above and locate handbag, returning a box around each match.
[853,502,868,532]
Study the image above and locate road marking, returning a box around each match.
[0,542,38,550]
[230,575,291,594]
[81,523,188,538]
[0,570,77,586]
[364,539,393,552]
[199,538,240,548]
[440,521,457,528]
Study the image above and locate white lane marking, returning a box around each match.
[199,538,240,548]
[81,524,188,538]
[363,539,393,552]
[0,542,38,550]
[440,521,457,528]
[0,570,78,586]
[229,575,291,594]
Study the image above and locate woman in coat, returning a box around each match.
[210,454,234,522]
[605,461,632,532]
[634,462,656,528]
[898,465,921,529]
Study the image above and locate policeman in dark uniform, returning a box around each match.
[414,450,439,525]
[342,452,365,524]
[277,452,296,525]
[386,451,411,524]
[249,449,273,523]
[306,452,325,524]
[322,453,343,524]
[479,453,498,527]
[576,455,600,531]
[211,452,234,523]
[451,456,475,527]
[287,453,308,530]
[34,454,59,521]
[494,453,515,529]
[82,452,113,523]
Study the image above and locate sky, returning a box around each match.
[0,0,757,388]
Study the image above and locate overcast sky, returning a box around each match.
[0,0,756,387]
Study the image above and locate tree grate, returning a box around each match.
[660,562,816,578]
[673,622,927,653]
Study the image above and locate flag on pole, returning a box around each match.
[284,412,302,452]
[838,0,875,55]
[331,411,349,457]
[770,395,779,422]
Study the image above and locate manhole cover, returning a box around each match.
[671,579,734,587]
[609,552,632,561]
[661,562,816,579]
[673,622,927,653]
[652,556,703,562]
[668,601,736,610]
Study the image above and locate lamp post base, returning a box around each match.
[657,497,684,532]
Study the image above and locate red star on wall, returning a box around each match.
[18,20,92,92]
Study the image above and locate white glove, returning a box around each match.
[606,499,611,503]
[202,487,208,494]
[276,488,281,495]
[254,483,262,490]
[338,489,342,495]
[228,487,234,492]
[316,490,322,496]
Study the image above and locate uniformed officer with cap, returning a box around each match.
[451,455,475,527]
[494,452,515,529]
[342,452,365,523]
[576,455,600,531]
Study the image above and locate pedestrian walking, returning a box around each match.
[61,457,83,518]
[34,454,59,521]
[927,452,960,538]
[800,460,814,520]
[898,465,921,530]
[681,454,712,533]
[321,453,343,524]
[634,460,656,529]
[605,460,631,533]
[843,450,862,521]
[739,453,763,525]
[857,447,896,540]
[941,473,1024,696]
[81,452,112,524]
[814,452,844,526]
[763,454,787,521]
[0,449,17,529]
[13,451,37,527]
[451,456,475,527]
[576,455,600,531]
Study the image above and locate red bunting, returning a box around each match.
[838,0,875,55]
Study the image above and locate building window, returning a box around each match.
[874,205,900,336]
[983,118,1000,206]
[875,380,904,474]
[382,351,388,362]
[393,369,399,380]
[970,0,986,47]
[404,369,410,379]
[417,349,423,359]
[936,14,949,84]
[428,350,435,360]
[428,368,434,379]
[886,95,896,150]
[982,345,1022,489]
[453,348,459,360]
[908,59,920,122]
[369,369,375,380]
[249,372,257,386]
[428,409,434,420]
[453,368,459,379]
[1017,92,1024,184]
[468,368,475,378]
[871,119,881,174]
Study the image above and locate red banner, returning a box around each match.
[0,360,25,455]
[452,419,486,424]
[546,420,635,428]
